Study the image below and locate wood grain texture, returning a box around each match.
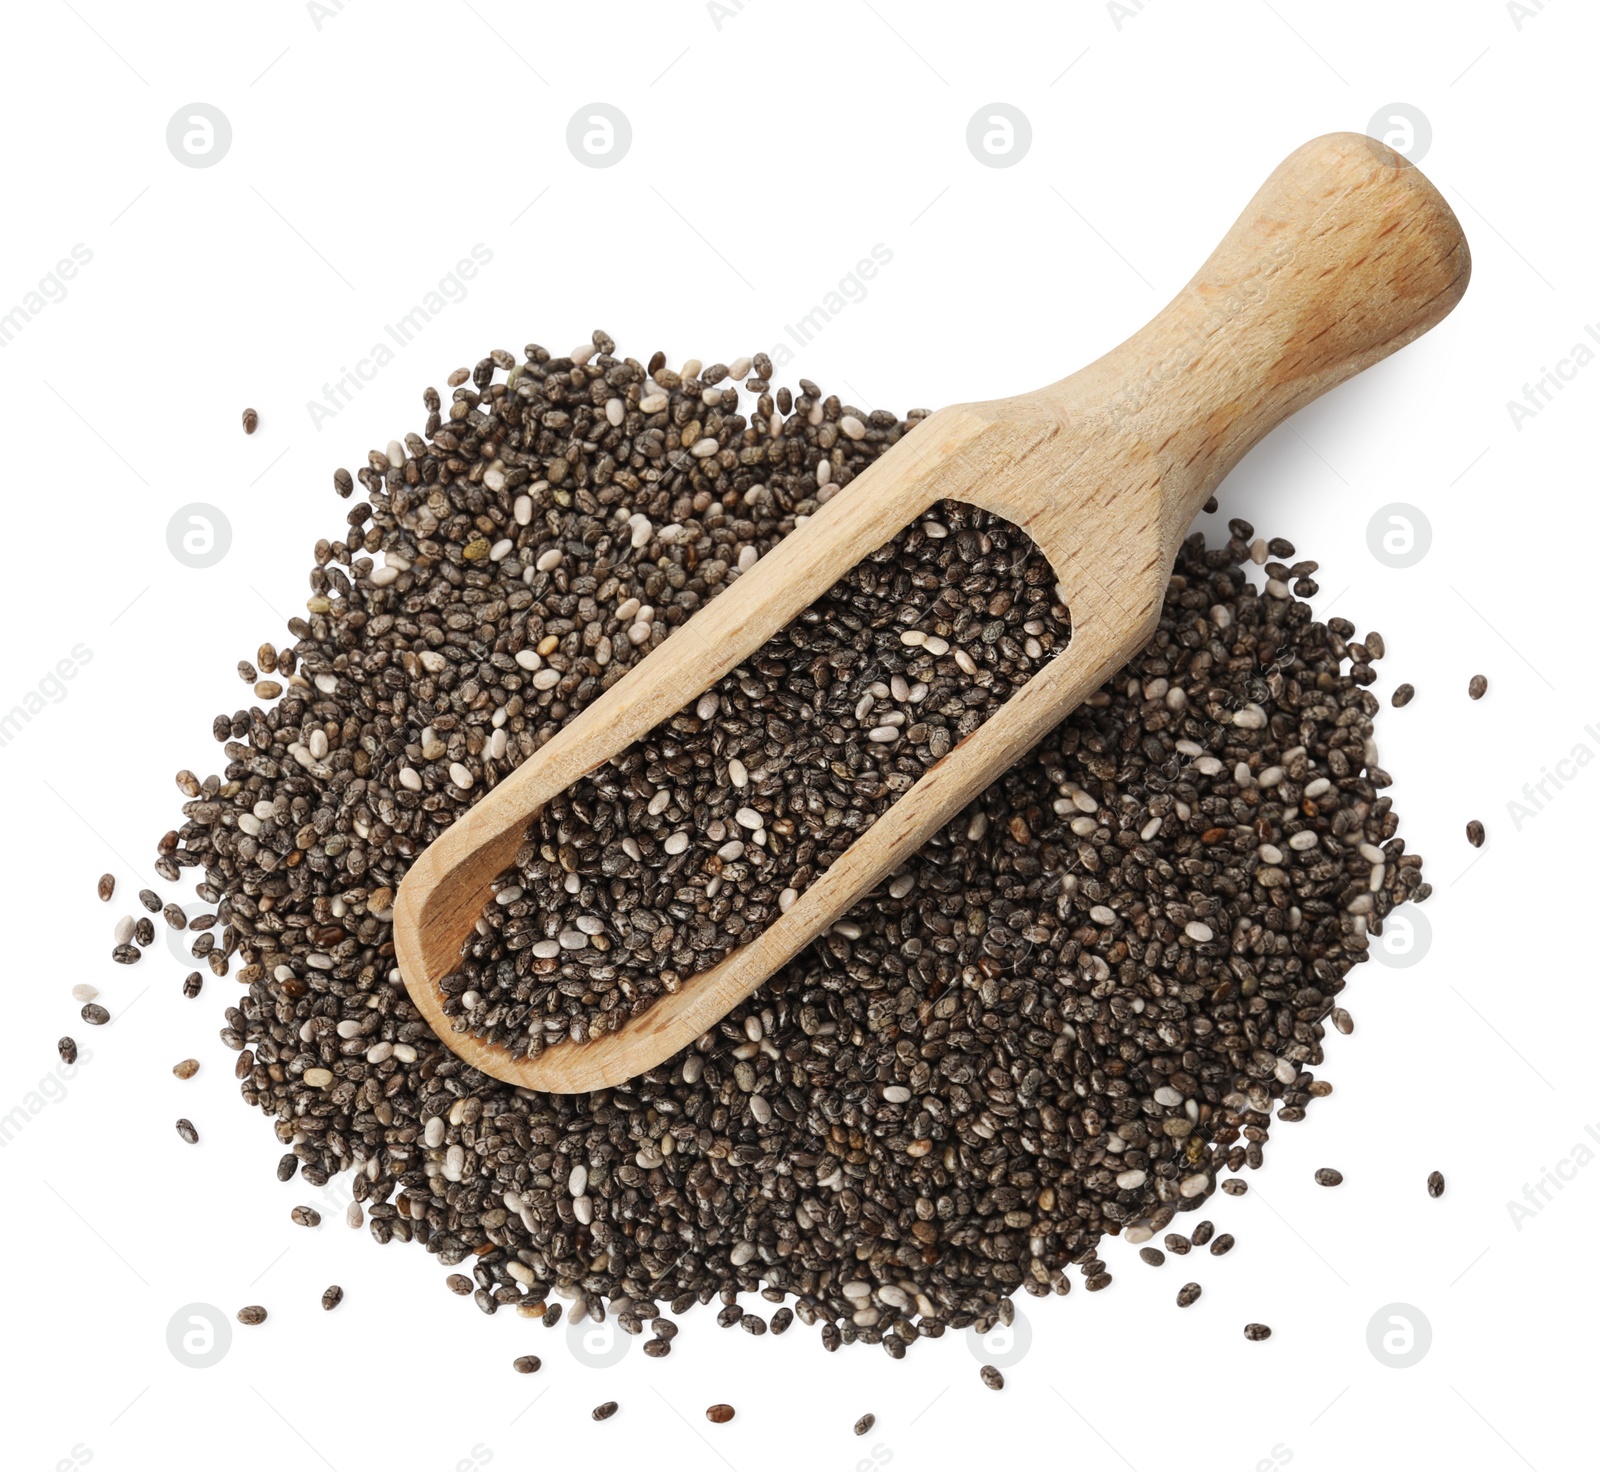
[394,132,1470,1092]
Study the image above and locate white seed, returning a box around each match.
[923,520,948,539]
[558,931,589,951]
[696,692,720,720]
[386,439,405,469]
[648,790,672,816]
[900,629,926,647]
[568,1164,588,1196]
[448,762,474,789]
[1304,777,1331,798]
[717,841,746,861]
[734,807,764,830]
[883,1085,912,1104]
[514,494,533,525]
[1140,817,1162,840]
[490,538,514,561]
[72,984,98,1003]
[778,888,798,913]
[370,563,400,587]
[424,1117,445,1148]
[605,397,625,427]
[868,726,900,743]
[663,832,690,855]
[1090,905,1117,925]
[1185,921,1214,942]
[639,392,667,413]
[113,915,135,944]
[1154,1086,1184,1107]
[737,545,758,572]
[1289,830,1319,851]
[888,873,915,899]
[1258,844,1284,864]
[627,622,652,646]
[839,413,866,440]
[1117,1169,1148,1190]
[532,669,561,690]
[727,758,748,789]
[922,636,950,656]
[532,939,561,959]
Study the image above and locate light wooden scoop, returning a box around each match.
[395,132,1469,1092]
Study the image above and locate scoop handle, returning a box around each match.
[1022,133,1470,552]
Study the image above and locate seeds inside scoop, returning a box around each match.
[446,501,1069,1057]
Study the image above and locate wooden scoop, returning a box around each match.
[394,132,1469,1093]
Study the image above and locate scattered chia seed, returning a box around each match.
[1428,1170,1446,1198]
[145,336,1430,1363]
[97,873,114,902]
[1177,1282,1202,1308]
[322,1285,344,1310]
[1244,1322,1272,1341]
[1391,683,1414,707]
[707,1404,735,1424]
[175,1118,198,1144]
[592,1402,618,1422]
[237,1305,267,1325]
[854,1414,876,1436]
[243,407,259,435]
[513,1355,541,1374]
[980,1364,1004,1390]
[1314,1168,1343,1187]
[1468,674,1487,700]
[58,1037,77,1064]
[80,1003,109,1026]
[1466,819,1485,847]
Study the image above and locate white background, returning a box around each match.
[0,3,1593,1470]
